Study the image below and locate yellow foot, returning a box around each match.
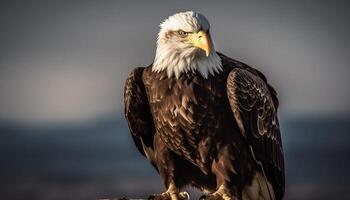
[148,191,190,200]
[199,184,235,200]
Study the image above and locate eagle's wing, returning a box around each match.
[124,67,154,157]
[226,68,285,199]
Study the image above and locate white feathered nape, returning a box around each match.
[152,11,222,79]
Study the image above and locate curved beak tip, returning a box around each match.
[205,50,210,57]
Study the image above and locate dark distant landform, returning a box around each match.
[1,114,349,200]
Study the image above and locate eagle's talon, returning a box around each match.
[178,191,190,200]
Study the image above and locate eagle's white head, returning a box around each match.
[152,11,222,79]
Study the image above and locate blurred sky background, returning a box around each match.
[1,1,350,200]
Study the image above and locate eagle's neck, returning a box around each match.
[152,45,222,79]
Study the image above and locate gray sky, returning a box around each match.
[0,1,349,124]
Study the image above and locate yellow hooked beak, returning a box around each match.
[189,30,212,57]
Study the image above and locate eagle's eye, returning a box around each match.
[177,30,188,37]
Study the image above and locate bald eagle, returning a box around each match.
[124,11,284,200]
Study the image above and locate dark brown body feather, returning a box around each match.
[124,53,284,199]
